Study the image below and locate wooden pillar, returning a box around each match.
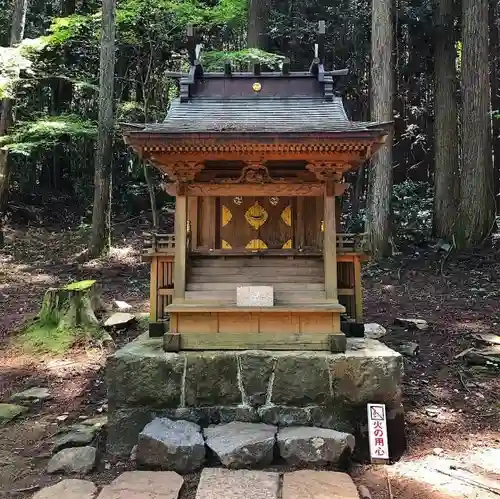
[324,186,338,302]
[173,195,187,301]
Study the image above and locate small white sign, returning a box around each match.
[367,403,389,461]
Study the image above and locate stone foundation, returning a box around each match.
[106,334,406,461]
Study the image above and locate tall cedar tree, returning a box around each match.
[368,0,394,257]
[88,0,116,257]
[0,0,29,247]
[433,0,459,238]
[457,0,495,247]
[248,0,269,49]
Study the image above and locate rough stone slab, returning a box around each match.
[237,286,274,307]
[32,479,97,499]
[364,323,387,340]
[107,407,153,456]
[0,403,28,424]
[97,471,183,499]
[272,353,331,405]
[53,427,97,452]
[238,352,275,407]
[195,468,279,499]
[184,352,240,407]
[308,406,355,433]
[104,312,136,328]
[258,405,310,426]
[137,418,205,472]
[204,422,276,469]
[282,471,359,499]
[278,427,355,465]
[107,338,184,408]
[330,339,403,405]
[47,446,96,474]
[11,387,51,402]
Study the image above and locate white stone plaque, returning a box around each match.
[236,286,274,307]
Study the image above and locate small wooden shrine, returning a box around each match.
[123,23,391,353]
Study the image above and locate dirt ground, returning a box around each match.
[1,221,500,498]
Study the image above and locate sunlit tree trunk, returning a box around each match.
[0,0,29,247]
[456,0,495,247]
[433,0,459,239]
[88,0,116,258]
[367,0,394,258]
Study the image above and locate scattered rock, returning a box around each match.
[397,341,419,357]
[47,446,97,474]
[204,422,276,469]
[32,479,97,499]
[56,414,69,422]
[394,318,428,330]
[425,406,440,418]
[358,485,372,499]
[130,444,138,462]
[364,323,387,340]
[98,471,183,499]
[195,468,279,499]
[0,403,28,424]
[282,470,360,499]
[53,427,97,452]
[114,300,132,311]
[79,414,108,429]
[277,426,355,466]
[11,387,51,402]
[104,312,136,329]
[433,447,444,456]
[136,418,205,473]
[472,333,500,345]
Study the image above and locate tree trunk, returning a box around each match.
[0,0,29,247]
[88,0,116,258]
[433,0,459,239]
[248,0,269,49]
[367,0,394,258]
[456,0,495,247]
[143,161,159,229]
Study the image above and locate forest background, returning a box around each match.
[0,0,497,258]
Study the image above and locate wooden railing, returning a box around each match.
[336,233,370,254]
[143,232,370,256]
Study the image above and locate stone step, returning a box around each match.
[195,468,279,499]
[195,468,360,499]
[32,470,361,499]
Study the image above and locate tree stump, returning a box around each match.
[20,280,104,352]
[39,280,101,328]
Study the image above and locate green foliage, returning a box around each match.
[392,180,433,244]
[17,322,103,354]
[204,48,285,71]
[0,115,97,155]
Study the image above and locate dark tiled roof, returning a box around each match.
[142,97,385,134]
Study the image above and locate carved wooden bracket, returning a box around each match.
[151,159,205,182]
[306,162,345,182]
[220,162,284,184]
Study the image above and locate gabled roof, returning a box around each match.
[141,97,388,135]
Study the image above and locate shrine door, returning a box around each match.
[219,196,293,250]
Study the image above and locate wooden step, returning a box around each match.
[189,266,324,277]
[188,275,324,284]
[185,290,326,304]
[186,282,325,292]
[190,258,323,268]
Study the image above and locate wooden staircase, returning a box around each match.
[186,256,326,305]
